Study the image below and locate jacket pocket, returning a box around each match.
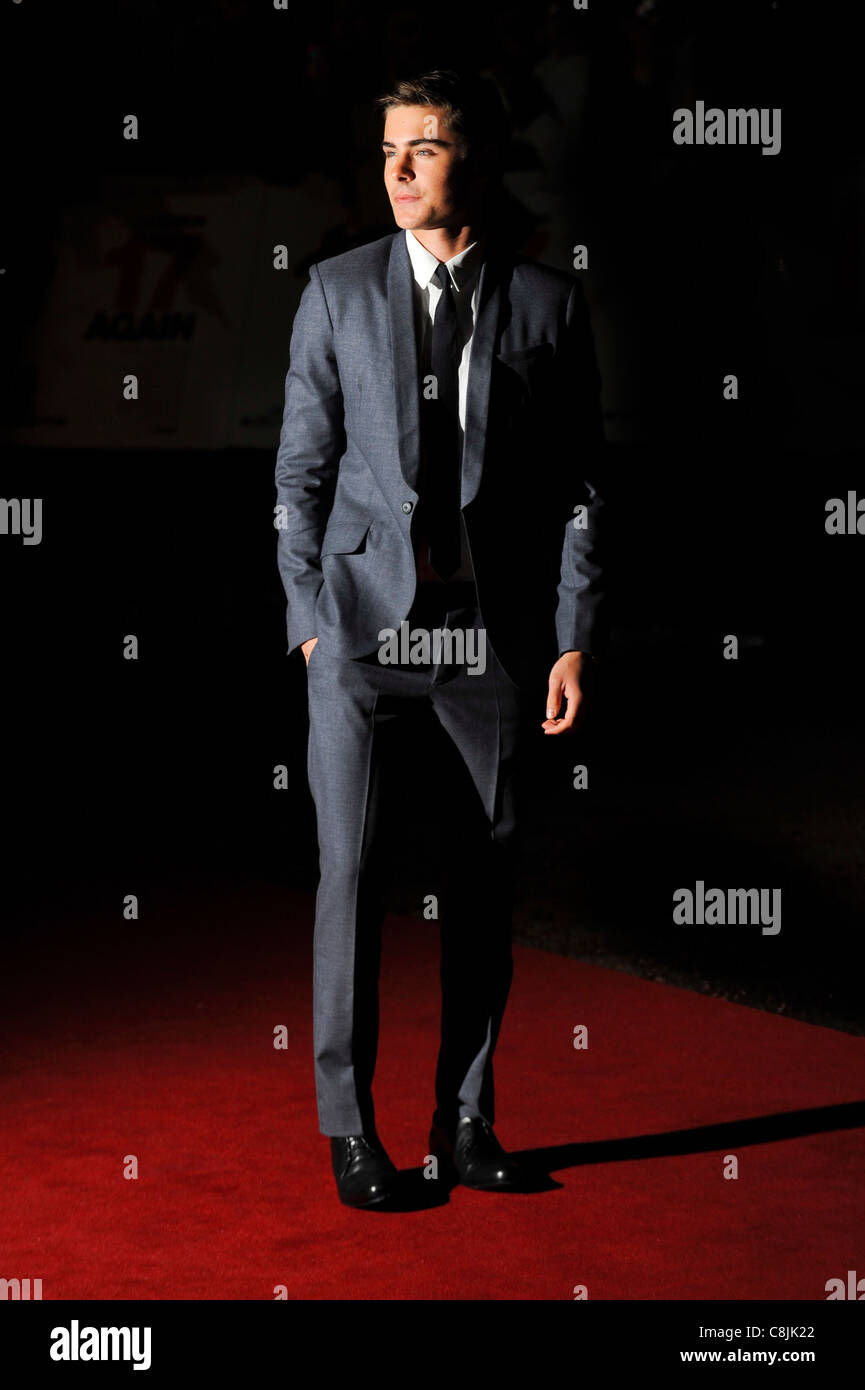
[495,342,553,366]
[320,520,373,557]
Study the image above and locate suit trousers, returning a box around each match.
[305,581,525,1136]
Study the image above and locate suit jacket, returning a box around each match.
[274,229,606,688]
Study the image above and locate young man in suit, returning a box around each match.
[275,69,605,1207]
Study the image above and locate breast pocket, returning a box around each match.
[496,343,553,368]
[494,343,554,398]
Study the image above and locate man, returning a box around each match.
[275,69,605,1208]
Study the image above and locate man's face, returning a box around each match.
[382,104,476,231]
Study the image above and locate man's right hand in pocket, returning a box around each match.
[301,637,318,666]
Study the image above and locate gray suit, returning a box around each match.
[275,230,605,1136]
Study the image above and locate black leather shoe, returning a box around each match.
[330,1135,398,1208]
[429,1115,525,1191]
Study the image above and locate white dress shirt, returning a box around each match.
[405,228,484,583]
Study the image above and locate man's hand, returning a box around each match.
[301,636,319,666]
[541,651,592,735]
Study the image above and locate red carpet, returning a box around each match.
[2,880,864,1300]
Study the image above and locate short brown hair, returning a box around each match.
[376,68,508,181]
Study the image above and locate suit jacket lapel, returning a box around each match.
[461,242,504,509]
[387,233,422,494]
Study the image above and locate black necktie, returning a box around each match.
[419,262,462,581]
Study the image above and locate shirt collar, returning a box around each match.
[405,228,485,294]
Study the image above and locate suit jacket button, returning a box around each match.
[401,501,413,513]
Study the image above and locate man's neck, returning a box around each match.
[408,223,484,263]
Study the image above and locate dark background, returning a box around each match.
[2,0,863,1031]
